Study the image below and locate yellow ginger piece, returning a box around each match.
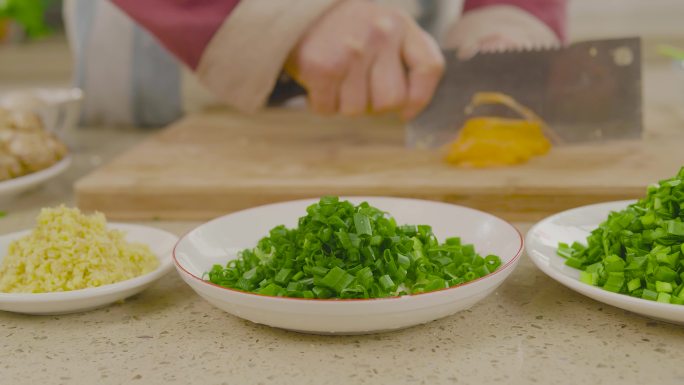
[445,92,559,168]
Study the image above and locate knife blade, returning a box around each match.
[406,37,643,148]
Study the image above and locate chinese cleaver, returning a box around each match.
[406,37,642,148]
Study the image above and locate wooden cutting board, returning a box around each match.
[75,109,684,221]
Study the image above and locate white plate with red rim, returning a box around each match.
[173,197,524,334]
[526,200,684,324]
[0,223,178,315]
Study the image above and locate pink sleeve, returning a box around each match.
[111,0,241,70]
[463,0,567,42]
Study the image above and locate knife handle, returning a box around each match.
[268,75,308,106]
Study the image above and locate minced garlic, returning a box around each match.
[0,206,159,293]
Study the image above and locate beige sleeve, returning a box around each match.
[196,0,339,113]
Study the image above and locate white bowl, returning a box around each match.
[526,200,684,324]
[0,223,178,315]
[0,88,83,135]
[0,87,80,199]
[0,155,71,199]
[174,197,523,334]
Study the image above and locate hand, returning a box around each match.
[284,0,445,120]
[444,6,561,60]
[456,34,525,60]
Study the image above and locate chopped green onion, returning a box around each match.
[353,213,373,236]
[557,167,684,305]
[671,296,684,305]
[666,220,684,236]
[206,197,502,299]
[564,257,584,269]
[311,266,329,276]
[657,292,672,303]
[627,278,641,292]
[320,267,355,294]
[655,281,673,293]
[258,283,283,296]
[378,275,395,291]
[580,271,599,286]
[312,286,333,299]
[557,243,573,259]
[603,272,624,293]
[642,289,658,301]
[274,268,292,285]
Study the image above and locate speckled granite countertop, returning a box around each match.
[1,127,683,385]
[1,37,684,385]
[2,275,683,385]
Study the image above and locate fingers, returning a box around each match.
[369,37,407,113]
[459,35,526,60]
[457,44,478,60]
[286,1,444,119]
[338,39,372,116]
[290,43,352,115]
[368,15,407,114]
[477,34,520,53]
[308,80,341,115]
[337,20,440,118]
[400,25,445,120]
[339,14,408,116]
[302,58,345,115]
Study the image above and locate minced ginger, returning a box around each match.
[0,206,158,293]
[445,92,559,168]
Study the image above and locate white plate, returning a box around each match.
[0,155,71,199]
[174,197,523,334]
[526,200,684,324]
[0,223,178,315]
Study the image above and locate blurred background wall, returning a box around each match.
[1,0,683,93]
[569,0,684,41]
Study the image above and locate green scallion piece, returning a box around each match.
[274,268,292,285]
[627,278,641,292]
[655,281,673,293]
[580,271,599,286]
[642,289,658,301]
[564,257,584,269]
[671,296,684,305]
[320,267,355,294]
[378,275,395,291]
[657,292,672,303]
[354,213,373,236]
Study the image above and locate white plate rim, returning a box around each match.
[0,155,71,194]
[0,223,176,303]
[0,87,83,106]
[526,200,684,315]
[173,196,524,303]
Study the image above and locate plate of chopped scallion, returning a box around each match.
[526,167,684,324]
[173,196,523,334]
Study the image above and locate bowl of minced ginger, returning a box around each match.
[0,206,160,294]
